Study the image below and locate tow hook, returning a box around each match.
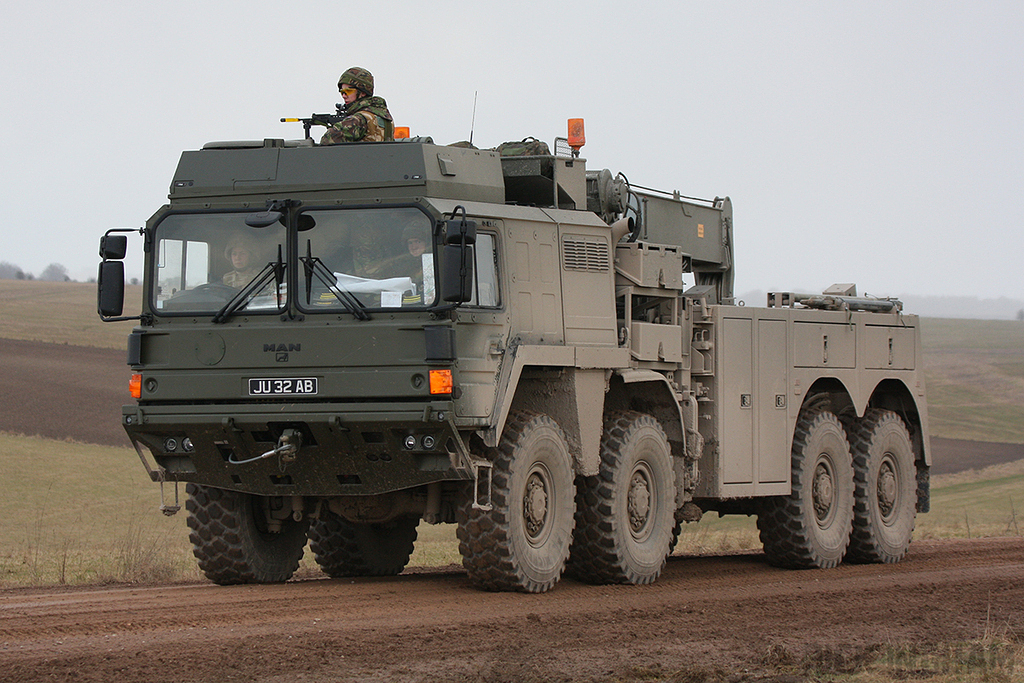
[277,429,301,463]
[229,429,303,465]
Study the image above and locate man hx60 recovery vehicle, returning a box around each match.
[98,120,930,593]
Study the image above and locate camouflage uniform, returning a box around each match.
[321,97,395,144]
[223,267,260,288]
[321,67,395,144]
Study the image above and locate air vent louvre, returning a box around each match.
[562,236,610,272]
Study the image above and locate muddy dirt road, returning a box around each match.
[1,537,1021,682]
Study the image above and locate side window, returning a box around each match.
[470,233,500,307]
[152,213,285,315]
[157,239,210,299]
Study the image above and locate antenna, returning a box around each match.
[469,91,478,146]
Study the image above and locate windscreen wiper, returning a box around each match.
[300,241,370,321]
[211,245,286,324]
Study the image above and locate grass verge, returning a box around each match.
[726,633,1023,683]
[0,433,196,587]
[622,636,1024,682]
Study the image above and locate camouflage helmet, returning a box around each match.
[224,235,256,262]
[338,67,374,97]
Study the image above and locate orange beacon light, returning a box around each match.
[567,118,586,156]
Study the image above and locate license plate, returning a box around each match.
[248,378,318,396]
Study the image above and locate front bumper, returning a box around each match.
[124,400,472,497]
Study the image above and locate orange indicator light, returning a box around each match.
[394,126,410,139]
[429,369,453,395]
[129,373,142,399]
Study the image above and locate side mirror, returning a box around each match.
[97,260,125,317]
[97,227,140,321]
[440,243,474,303]
[99,234,128,260]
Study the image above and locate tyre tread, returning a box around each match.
[308,511,418,577]
[757,409,852,569]
[571,411,675,585]
[456,410,574,593]
[846,409,916,564]
[185,483,307,585]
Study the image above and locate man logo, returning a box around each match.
[264,343,301,352]
[265,343,300,363]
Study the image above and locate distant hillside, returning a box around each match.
[899,295,1024,320]
[738,290,1024,321]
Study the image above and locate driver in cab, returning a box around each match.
[222,236,261,288]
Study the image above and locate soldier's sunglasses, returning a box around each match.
[340,87,358,97]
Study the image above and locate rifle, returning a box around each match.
[281,103,347,139]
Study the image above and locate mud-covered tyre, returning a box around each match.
[456,410,575,593]
[757,409,854,569]
[846,409,916,564]
[185,483,309,585]
[668,520,682,555]
[308,509,418,577]
[571,411,676,585]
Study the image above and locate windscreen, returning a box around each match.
[297,207,436,310]
[152,213,286,315]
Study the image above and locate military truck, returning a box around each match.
[98,123,929,593]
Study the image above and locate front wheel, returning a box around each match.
[757,409,854,569]
[846,409,917,563]
[456,410,575,593]
[571,411,676,585]
[185,484,309,585]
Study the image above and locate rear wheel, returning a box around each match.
[456,410,575,593]
[185,484,309,585]
[846,409,916,563]
[757,409,854,569]
[571,411,676,585]
[308,509,419,577]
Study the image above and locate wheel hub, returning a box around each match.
[877,458,898,519]
[813,461,835,522]
[628,470,652,534]
[523,472,549,540]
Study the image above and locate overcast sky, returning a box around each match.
[2,1,1021,303]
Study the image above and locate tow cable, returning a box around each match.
[229,429,302,466]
